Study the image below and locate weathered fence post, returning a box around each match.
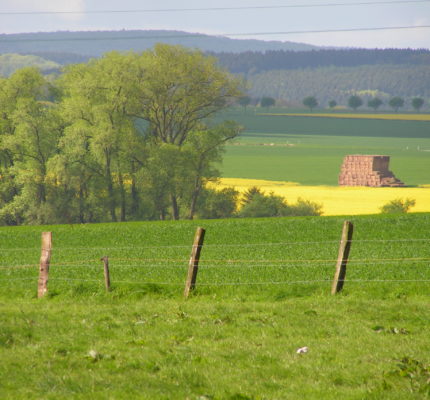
[331,221,354,295]
[37,231,52,298]
[184,227,206,298]
[100,256,111,292]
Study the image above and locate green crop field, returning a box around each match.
[218,109,430,185]
[1,214,430,399]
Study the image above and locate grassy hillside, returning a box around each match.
[1,214,429,399]
[219,109,430,185]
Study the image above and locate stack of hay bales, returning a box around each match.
[339,155,404,187]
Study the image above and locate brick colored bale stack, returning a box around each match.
[338,155,404,187]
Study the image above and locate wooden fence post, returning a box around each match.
[184,227,206,298]
[100,256,111,292]
[331,221,354,295]
[37,232,52,298]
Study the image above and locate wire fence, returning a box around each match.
[1,236,429,294]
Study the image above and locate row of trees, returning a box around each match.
[302,95,427,112]
[0,44,244,225]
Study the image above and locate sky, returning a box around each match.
[0,0,429,49]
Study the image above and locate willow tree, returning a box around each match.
[130,44,243,219]
[59,52,145,222]
[0,68,62,224]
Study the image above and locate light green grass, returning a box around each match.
[218,109,430,185]
[1,215,430,398]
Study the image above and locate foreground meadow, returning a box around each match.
[1,214,430,399]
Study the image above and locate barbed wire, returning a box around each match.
[0,237,428,252]
[0,256,429,270]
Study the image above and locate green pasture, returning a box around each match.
[218,109,430,185]
[1,214,430,399]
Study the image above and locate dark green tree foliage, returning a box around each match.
[328,100,337,109]
[215,48,430,74]
[348,95,363,110]
[389,97,405,112]
[196,187,239,219]
[237,96,251,109]
[247,65,430,106]
[260,97,275,108]
[303,96,318,111]
[368,97,383,111]
[411,97,425,112]
[239,192,289,218]
[238,188,322,218]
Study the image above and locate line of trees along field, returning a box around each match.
[0,44,243,225]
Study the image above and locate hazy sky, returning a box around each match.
[1,0,429,49]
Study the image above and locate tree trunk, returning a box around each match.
[171,194,180,220]
[78,184,85,223]
[188,179,202,220]
[130,163,139,219]
[118,172,126,222]
[105,152,117,222]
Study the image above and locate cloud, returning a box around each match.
[4,0,85,20]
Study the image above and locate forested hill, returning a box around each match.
[0,30,317,56]
[214,48,430,73]
[213,48,430,104]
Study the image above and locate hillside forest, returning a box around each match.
[0,44,244,225]
[1,35,429,107]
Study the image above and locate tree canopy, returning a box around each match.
[348,95,363,110]
[0,46,243,225]
[303,96,318,111]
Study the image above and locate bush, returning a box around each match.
[238,189,323,218]
[288,198,323,216]
[238,192,289,218]
[380,198,416,214]
[197,187,239,219]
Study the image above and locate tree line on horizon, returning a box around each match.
[236,94,427,112]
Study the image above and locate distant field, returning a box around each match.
[214,178,430,216]
[218,109,430,186]
[259,112,430,121]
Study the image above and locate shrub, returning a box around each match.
[380,198,416,214]
[288,198,323,216]
[238,192,289,218]
[238,189,323,218]
[197,188,239,219]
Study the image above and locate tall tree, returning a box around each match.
[348,95,363,111]
[129,44,242,219]
[59,52,145,222]
[0,68,61,224]
[260,97,275,108]
[237,95,251,109]
[389,97,404,112]
[411,97,425,112]
[303,96,318,111]
[367,97,383,111]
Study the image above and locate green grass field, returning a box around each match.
[218,109,430,185]
[1,214,430,398]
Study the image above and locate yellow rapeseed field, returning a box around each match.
[213,178,430,216]
[259,113,430,121]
